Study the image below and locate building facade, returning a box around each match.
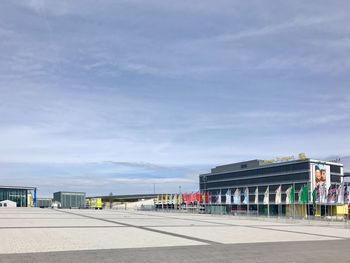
[199,158,346,216]
[37,198,53,208]
[53,191,86,208]
[0,186,37,207]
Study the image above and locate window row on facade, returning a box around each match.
[201,172,310,190]
[201,162,310,183]
[0,188,27,207]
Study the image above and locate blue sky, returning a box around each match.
[0,1,349,196]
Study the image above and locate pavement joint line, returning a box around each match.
[0,226,127,230]
[247,225,348,240]
[0,218,100,220]
[131,211,349,240]
[1,224,318,229]
[118,210,349,232]
[133,211,349,227]
[54,210,221,245]
[53,210,349,242]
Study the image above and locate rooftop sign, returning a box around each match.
[261,153,307,165]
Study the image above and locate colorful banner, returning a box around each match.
[225,189,231,205]
[182,193,188,205]
[216,190,222,204]
[285,186,292,204]
[254,187,259,204]
[275,185,282,204]
[301,185,309,204]
[327,185,337,203]
[337,184,344,204]
[290,186,295,204]
[243,187,249,205]
[201,192,206,204]
[173,194,177,205]
[263,186,269,205]
[320,184,327,204]
[195,192,200,203]
[345,185,349,203]
[187,193,193,205]
[206,192,210,204]
[233,188,241,204]
[298,187,303,203]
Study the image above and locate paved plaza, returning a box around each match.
[1,208,350,262]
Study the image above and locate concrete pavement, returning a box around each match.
[0,208,349,262]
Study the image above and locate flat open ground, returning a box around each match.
[1,208,350,262]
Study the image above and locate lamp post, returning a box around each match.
[179,186,182,211]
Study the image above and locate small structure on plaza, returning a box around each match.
[0,200,17,208]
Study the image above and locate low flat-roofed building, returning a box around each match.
[37,198,53,208]
[53,191,86,208]
[199,157,345,217]
[0,186,37,207]
[200,158,344,196]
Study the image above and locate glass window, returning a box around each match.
[205,162,309,182]
[331,175,341,183]
[203,172,309,189]
[330,165,341,174]
[0,188,27,207]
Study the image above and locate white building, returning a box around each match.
[0,200,17,208]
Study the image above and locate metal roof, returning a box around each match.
[0,185,36,190]
[54,191,86,195]
[87,193,157,200]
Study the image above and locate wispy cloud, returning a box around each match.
[213,16,340,42]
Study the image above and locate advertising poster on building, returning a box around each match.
[310,163,330,194]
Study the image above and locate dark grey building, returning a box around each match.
[37,198,52,208]
[199,158,344,216]
[53,191,86,208]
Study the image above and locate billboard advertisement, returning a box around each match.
[310,163,330,192]
[311,163,331,189]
